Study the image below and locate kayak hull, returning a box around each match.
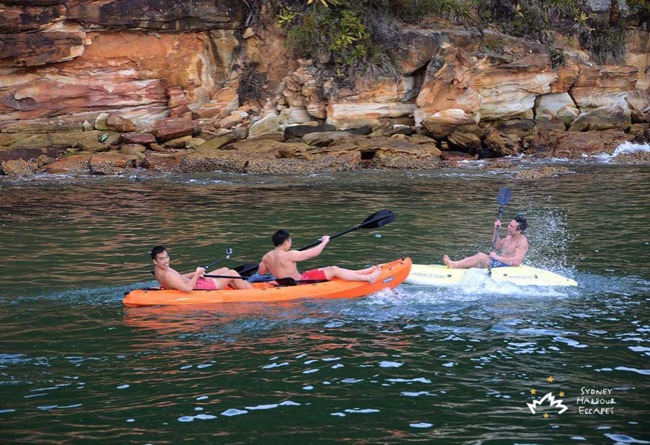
[405,263,577,287]
[123,258,412,307]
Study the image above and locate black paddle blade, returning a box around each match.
[275,277,299,286]
[360,209,396,229]
[275,277,328,286]
[497,188,512,206]
[234,262,259,278]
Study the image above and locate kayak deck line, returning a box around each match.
[405,264,577,287]
[123,258,412,307]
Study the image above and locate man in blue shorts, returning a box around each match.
[443,216,529,269]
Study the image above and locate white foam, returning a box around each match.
[594,142,650,162]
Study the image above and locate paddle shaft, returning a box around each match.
[204,275,325,285]
[492,206,505,248]
[204,274,246,280]
[299,211,395,251]
[203,247,233,270]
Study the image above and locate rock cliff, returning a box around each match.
[1,0,648,176]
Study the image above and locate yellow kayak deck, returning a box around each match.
[405,264,577,287]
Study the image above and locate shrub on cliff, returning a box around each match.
[276,0,400,79]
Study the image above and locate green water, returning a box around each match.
[0,161,648,444]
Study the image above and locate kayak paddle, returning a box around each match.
[493,188,512,248]
[235,209,397,278]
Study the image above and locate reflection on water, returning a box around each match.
[1,164,649,443]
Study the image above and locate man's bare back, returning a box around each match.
[260,247,306,280]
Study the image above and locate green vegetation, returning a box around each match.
[627,0,650,30]
[391,0,473,24]
[275,0,640,79]
[550,48,566,68]
[276,0,399,80]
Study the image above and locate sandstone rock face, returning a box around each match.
[1,1,243,131]
[0,1,648,175]
[572,66,639,109]
[626,28,650,90]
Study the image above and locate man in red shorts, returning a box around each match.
[151,246,252,292]
[258,229,380,284]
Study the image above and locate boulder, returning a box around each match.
[1,159,37,176]
[535,93,579,122]
[152,119,199,142]
[121,132,156,145]
[248,113,281,138]
[568,104,631,131]
[284,124,336,140]
[41,154,92,174]
[554,130,635,158]
[89,152,139,175]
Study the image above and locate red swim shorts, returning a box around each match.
[300,269,327,281]
[195,277,218,290]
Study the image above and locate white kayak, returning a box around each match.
[405,264,578,287]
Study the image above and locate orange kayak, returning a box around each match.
[123,257,411,307]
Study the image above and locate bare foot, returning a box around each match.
[443,255,455,269]
[367,268,381,284]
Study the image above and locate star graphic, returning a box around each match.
[559,391,565,397]
[530,388,537,395]
[544,413,550,419]
[547,376,554,383]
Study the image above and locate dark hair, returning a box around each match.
[151,245,166,259]
[272,229,290,246]
[514,215,528,233]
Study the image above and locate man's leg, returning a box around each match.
[443,253,490,269]
[208,267,253,289]
[322,266,380,283]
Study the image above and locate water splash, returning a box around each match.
[593,142,650,163]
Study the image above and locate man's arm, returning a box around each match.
[493,220,504,249]
[258,256,269,275]
[288,236,330,262]
[165,267,206,292]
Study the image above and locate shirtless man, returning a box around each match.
[258,229,381,283]
[151,246,252,292]
[443,216,529,269]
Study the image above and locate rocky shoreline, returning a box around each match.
[1,114,649,178]
[1,1,649,177]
